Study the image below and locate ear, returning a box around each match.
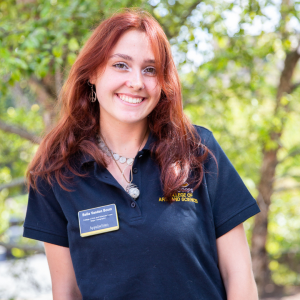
[89,67,105,84]
[89,74,96,85]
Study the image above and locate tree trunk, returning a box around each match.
[251,49,300,295]
[252,149,278,295]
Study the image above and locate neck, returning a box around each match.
[99,118,149,158]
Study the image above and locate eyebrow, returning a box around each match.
[109,53,156,64]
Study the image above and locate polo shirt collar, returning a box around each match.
[142,130,156,151]
[78,152,95,166]
[79,131,156,166]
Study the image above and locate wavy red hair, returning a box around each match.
[27,8,209,201]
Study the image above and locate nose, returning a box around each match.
[125,71,145,90]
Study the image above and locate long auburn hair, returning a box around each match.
[27,8,209,201]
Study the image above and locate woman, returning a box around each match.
[23,9,260,300]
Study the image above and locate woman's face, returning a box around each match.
[91,30,161,126]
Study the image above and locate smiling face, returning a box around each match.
[90,30,161,127]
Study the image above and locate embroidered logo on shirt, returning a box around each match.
[159,182,198,203]
[179,182,193,193]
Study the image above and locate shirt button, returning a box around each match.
[133,168,138,174]
[131,202,136,208]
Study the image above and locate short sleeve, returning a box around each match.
[23,177,69,247]
[203,131,260,238]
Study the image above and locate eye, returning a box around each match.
[143,67,156,75]
[113,62,128,70]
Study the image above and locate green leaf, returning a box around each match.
[11,58,28,70]
[52,46,63,58]
[68,38,79,51]
[67,53,77,65]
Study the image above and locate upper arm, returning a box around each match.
[216,224,252,278]
[44,242,82,300]
[216,224,258,300]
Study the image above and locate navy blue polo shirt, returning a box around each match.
[23,126,260,300]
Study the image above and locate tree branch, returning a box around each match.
[289,81,300,93]
[158,0,202,40]
[55,64,62,96]
[182,0,201,21]
[29,77,57,129]
[29,77,55,105]
[278,148,300,163]
[276,49,300,104]
[0,120,42,144]
[0,177,26,191]
[274,185,300,193]
[11,84,31,108]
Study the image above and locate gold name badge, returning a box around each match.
[78,204,119,237]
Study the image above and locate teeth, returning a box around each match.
[118,94,143,104]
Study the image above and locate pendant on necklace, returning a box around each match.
[126,183,140,199]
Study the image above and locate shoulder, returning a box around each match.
[192,125,214,147]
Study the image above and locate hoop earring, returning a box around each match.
[88,81,97,102]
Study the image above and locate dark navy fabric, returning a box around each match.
[23,126,260,300]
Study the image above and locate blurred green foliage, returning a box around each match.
[1,0,300,291]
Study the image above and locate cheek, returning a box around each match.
[95,70,122,92]
[153,92,161,106]
[147,80,161,100]
[153,86,162,104]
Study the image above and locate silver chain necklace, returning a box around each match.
[98,139,134,166]
[97,132,147,199]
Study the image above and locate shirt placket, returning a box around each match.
[93,160,143,219]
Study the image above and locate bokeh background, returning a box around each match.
[0,0,300,299]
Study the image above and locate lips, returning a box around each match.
[117,93,145,104]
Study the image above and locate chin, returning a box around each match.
[115,113,147,124]
[118,116,147,125]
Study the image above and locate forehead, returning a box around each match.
[110,30,155,61]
